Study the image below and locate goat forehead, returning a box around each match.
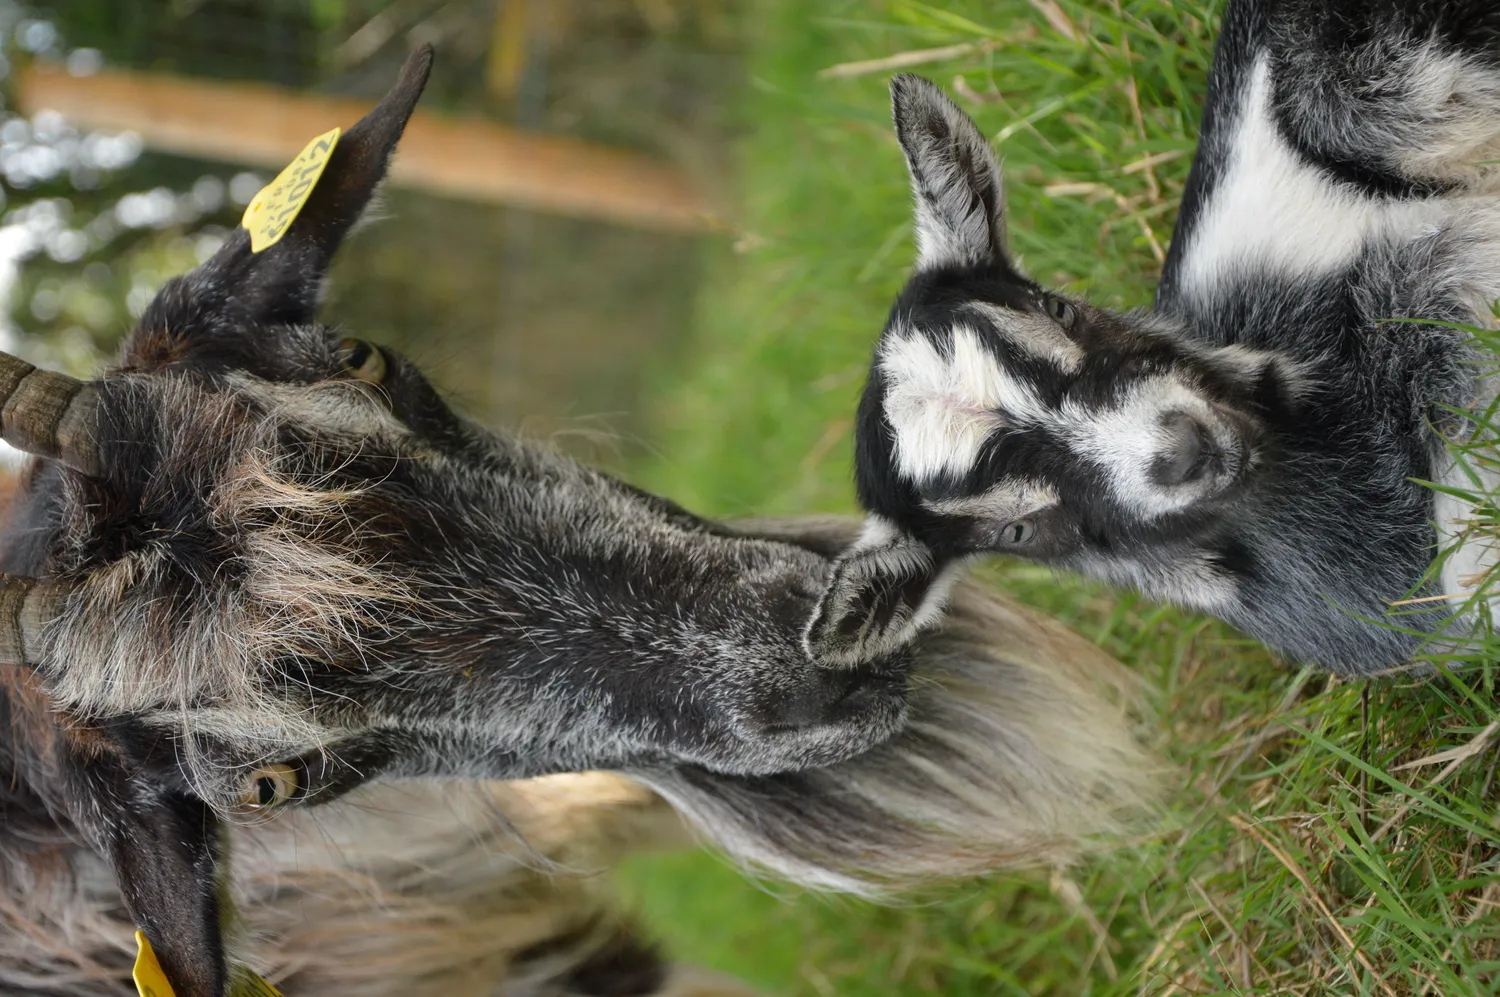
[878,321,1050,484]
[877,315,1212,489]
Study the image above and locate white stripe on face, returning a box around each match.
[966,302,1083,372]
[922,479,1058,522]
[879,322,1050,485]
[1055,376,1225,518]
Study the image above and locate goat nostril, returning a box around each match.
[1155,413,1216,486]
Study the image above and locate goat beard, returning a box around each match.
[628,515,1159,896]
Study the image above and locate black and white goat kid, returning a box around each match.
[0,48,1153,997]
[814,0,1500,676]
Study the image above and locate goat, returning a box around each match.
[811,0,1500,676]
[0,47,1154,996]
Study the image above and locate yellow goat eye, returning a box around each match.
[236,763,299,812]
[336,337,387,383]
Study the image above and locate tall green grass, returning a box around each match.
[620,2,1500,994]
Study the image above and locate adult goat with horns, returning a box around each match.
[0,47,1152,997]
[817,0,1500,676]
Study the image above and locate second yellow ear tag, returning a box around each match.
[231,966,287,997]
[240,127,341,253]
[133,930,174,997]
[133,930,285,997]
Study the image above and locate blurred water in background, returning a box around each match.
[0,0,741,472]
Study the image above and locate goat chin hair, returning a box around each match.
[628,515,1162,897]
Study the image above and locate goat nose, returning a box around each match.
[1154,412,1216,486]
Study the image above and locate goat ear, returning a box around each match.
[142,46,433,334]
[890,73,1009,271]
[804,520,959,666]
[98,768,229,997]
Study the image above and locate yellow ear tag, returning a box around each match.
[133,930,285,997]
[231,966,287,997]
[132,931,174,997]
[240,127,341,253]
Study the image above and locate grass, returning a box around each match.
[616,1,1500,994]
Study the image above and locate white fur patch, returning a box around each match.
[1180,58,1447,303]
[881,324,1240,516]
[966,302,1084,372]
[1054,377,1225,519]
[1075,548,1238,614]
[855,513,903,548]
[1433,376,1500,616]
[880,324,1047,484]
[924,480,1058,523]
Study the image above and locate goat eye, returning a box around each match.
[1000,520,1035,545]
[1045,296,1077,330]
[236,763,299,812]
[336,337,387,383]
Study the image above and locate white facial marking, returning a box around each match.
[923,479,1058,523]
[1054,377,1226,519]
[966,302,1083,372]
[882,319,1246,517]
[1181,57,1448,302]
[880,323,1047,484]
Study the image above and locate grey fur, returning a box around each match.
[0,47,1156,997]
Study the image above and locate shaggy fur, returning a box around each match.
[1,557,1151,994]
[0,47,1155,997]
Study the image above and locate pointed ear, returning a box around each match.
[139,45,434,336]
[99,775,229,997]
[890,73,1009,272]
[804,519,961,666]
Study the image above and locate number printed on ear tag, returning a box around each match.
[241,127,341,253]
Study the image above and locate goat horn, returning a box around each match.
[0,576,72,667]
[0,352,98,475]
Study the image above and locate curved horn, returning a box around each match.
[0,352,98,475]
[0,575,73,667]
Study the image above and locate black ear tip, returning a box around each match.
[890,72,933,89]
[889,74,960,137]
[348,44,435,144]
[889,73,931,108]
[389,44,435,104]
[401,43,436,87]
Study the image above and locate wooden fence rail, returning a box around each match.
[16,62,717,234]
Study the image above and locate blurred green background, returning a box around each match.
[9,2,1497,994]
